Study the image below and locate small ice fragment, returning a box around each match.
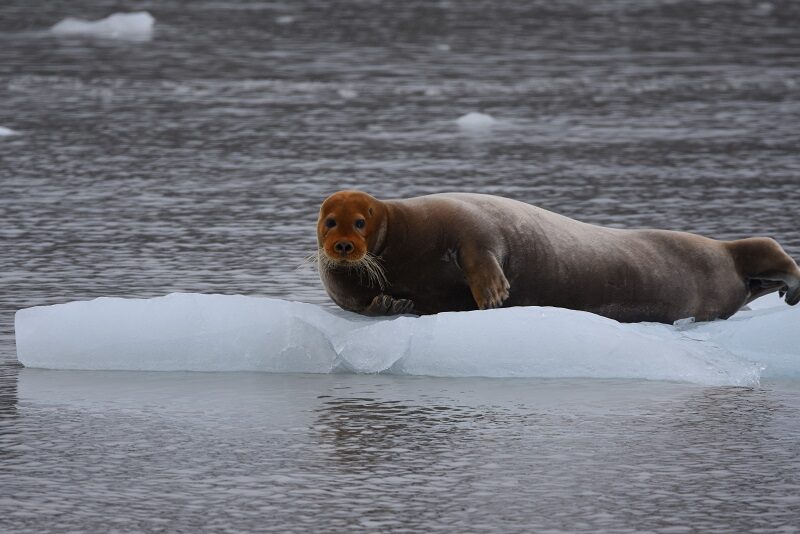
[755,2,773,15]
[0,126,19,136]
[337,88,358,99]
[50,12,155,41]
[276,15,295,25]
[436,43,451,51]
[673,316,695,329]
[456,111,497,130]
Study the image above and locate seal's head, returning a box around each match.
[317,190,387,269]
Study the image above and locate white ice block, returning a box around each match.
[50,12,154,41]
[15,292,800,385]
[456,111,497,130]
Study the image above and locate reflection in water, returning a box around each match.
[0,361,19,419]
[634,387,800,531]
[666,387,774,438]
[2,372,800,531]
[0,361,20,464]
[305,385,800,532]
[314,396,475,467]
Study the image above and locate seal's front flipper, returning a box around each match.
[363,294,415,316]
[459,247,510,310]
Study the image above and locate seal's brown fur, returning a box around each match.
[316,191,800,323]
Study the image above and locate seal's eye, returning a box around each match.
[325,218,336,228]
[355,219,366,229]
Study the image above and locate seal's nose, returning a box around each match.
[334,241,354,256]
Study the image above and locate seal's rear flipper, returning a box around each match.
[787,284,800,306]
[729,237,800,306]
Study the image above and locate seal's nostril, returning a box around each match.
[334,241,353,255]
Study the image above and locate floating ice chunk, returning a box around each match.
[275,15,295,25]
[456,111,497,130]
[50,12,155,41]
[0,126,19,136]
[15,292,800,385]
[337,88,358,99]
[754,2,774,15]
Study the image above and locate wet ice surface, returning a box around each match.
[2,0,800,531]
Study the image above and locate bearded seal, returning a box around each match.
[315,190,800,323]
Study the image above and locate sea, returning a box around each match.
[1,0,799,531]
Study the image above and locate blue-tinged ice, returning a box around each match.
[0,126,19,136]
[15,292,799,385]
[50,12,154,41]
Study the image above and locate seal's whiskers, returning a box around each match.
[356,252,388,290]
[296,251,324,272]
[310,249,387,290]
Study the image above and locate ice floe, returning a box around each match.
[456,111,498,130]
[0,126,19,136]
[50,12,154,41]
[15,292,800,385]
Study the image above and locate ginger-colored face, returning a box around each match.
[317,191,384,263]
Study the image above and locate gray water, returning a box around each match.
[1,0,799,531]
